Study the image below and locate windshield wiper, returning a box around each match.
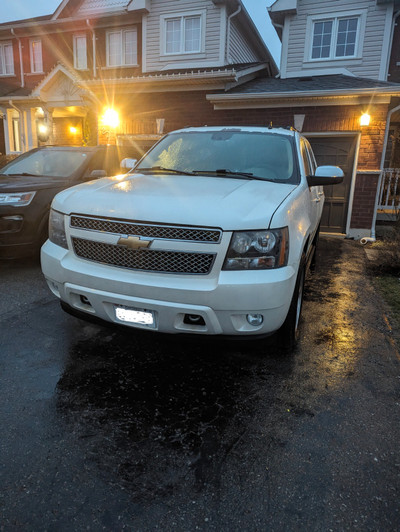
[194,169,269,181]
[135,166,195,176]
[7,172,39,177]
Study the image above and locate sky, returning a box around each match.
[0,0,281,65]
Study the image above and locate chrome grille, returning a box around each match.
[70,215,221,243]
[72,237,216,275]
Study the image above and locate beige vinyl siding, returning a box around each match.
[145,0,222,72]
[284,0,390,80]
[229,20,260,64]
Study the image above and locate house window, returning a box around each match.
[162,12,203,55]
[106,28,137,67]
[311,15,360,60]
[30,39,43,73]
[0,42,14,76]
[73,34,87,70]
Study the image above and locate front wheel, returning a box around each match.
[277,257,306,351]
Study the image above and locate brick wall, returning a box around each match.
[51,117,83,146]
[350,172,380,229]
[102,91,390,235]
[115,92,388,171]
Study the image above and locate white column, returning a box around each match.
[0,107,11,155]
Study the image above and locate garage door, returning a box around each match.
[308,136,358,234]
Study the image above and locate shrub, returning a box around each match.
[371,218,400,276]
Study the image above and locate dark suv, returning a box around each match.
[0,145,122,258]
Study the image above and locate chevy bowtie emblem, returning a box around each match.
[117,236,152,250]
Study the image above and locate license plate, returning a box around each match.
[115,306,155,327]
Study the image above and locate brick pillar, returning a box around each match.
[349,171,381,239]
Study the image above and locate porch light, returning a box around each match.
[69,126,78,134]
[360,113,371,126]
[38,124,48,135]
[100,108,119,128]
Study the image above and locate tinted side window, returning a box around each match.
[301,139,312,176]
[305,140,317,174]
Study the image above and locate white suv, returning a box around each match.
[41,127,343,348]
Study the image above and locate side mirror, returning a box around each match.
[120,157,137,170]
[89,169,107,178]
[307,165,344,186]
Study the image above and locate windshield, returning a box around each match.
[0,149,91,178]
[135,130,298,183]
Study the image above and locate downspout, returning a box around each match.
[270,20,283,78]
[10,28,24,88]
[8,99,25,152]
[384,10,400,80]
[86,19,96,78]
[226,4,242,65]
[364,102,400,244]
[363,10,400,243]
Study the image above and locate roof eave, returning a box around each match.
[207,86,400,101]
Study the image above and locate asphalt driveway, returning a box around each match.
[0,237,399,531]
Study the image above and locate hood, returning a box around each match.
[52,173,297,230]
[0,174,70,192]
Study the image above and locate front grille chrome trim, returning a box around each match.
[70,215,222,244]
[72,237,216,275]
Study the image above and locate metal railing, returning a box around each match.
[377,168,400,220]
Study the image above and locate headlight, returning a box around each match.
[223,228,288,270]
[49,209,68,249]
[0,192,36,206]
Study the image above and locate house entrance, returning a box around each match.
[308,135,358,234]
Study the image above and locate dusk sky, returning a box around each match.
[0,0,281,65]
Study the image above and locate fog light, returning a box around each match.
[246,314,264,326]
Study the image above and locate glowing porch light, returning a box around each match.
[360,113,371,126]
[69,126,78,134]
[100,108,120,128]
[38,124,48,135]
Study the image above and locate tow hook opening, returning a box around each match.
[80,295,92,307]
[183,314,206,326]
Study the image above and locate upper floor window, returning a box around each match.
[161,11,204,55]
[106,28,137,67]
[0,42,14,76]
[307,12,365,62]
[74,34,87,70]
[30,39,43,73]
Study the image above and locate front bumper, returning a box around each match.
[41,240,297,336]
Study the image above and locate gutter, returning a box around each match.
[226,4,242,65]
[384,10,400,80]
[83,68,240,86]
[10,28,24,88]
[0,9,130,32]
[206,86,400,101]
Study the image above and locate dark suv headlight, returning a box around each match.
[223,227,288,270]
[49,209,68,249]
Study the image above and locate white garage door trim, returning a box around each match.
[304,131,361,238]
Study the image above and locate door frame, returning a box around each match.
[304,131,361,237]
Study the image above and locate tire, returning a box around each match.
[277,255,306,351]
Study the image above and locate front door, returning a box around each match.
[308,136,358,234]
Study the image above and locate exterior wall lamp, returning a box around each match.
[100,108,120,129]
[360,113,371,126]
[37,121,49,142]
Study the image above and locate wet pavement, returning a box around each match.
[1,237,400,531]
